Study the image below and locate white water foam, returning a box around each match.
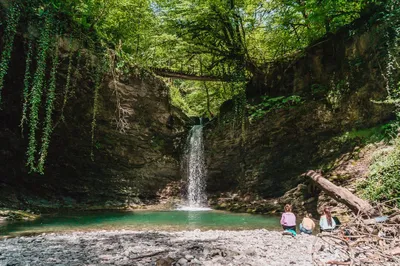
[176,206,212,211]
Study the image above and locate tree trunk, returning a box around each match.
[303,170,378,217]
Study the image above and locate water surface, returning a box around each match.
[0,210,281,237]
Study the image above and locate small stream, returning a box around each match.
[0,210,281,237]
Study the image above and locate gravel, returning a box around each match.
[0,229,341,265]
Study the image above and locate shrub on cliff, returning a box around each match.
[358,143,400,207]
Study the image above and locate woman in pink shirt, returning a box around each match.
[280,204,296,231]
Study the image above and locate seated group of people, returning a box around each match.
[280,204,338,235]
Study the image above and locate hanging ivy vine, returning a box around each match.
[72,49,82,89]
[20,39,33,134]
[0,2,21,105]
[37,33,60,173]
[90,62,103,161]
[0,2,112,174]
[60,39,74,122]
[230,63,248,141]
[26,13,53,172]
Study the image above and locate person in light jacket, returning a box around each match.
[319,207,336,232]
[280,204,296,232]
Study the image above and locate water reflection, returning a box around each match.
[187,211,201,228]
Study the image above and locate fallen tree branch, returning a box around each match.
[313,211,400,265]
[302,170,378,217]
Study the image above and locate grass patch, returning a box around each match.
[336,121,399,144]
[357,143,400,207]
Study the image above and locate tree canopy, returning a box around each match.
[9,0,374,76]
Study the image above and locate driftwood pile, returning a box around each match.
[303,170,399,265]
[312,201,400,265]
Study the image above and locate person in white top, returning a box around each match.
[319,207,336,232]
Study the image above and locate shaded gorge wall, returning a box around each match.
[0,31,189,210]
[204,18,395,198]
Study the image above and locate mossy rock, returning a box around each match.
[219,202,228,208]
[0,209,39,221]
[246,208,256,213]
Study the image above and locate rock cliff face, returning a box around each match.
[0,35,188,210]
[204,19,395,198]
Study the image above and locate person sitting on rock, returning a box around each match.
[319,207,336,232]
[280,204,296,232]
[299,213,315,234]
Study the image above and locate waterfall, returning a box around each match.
[187,125,206,207]
[179,121,210,210]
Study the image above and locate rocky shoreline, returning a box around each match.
[0,229,353,266]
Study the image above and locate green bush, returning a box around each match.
[248,95,303,122]
[358,144,400,207]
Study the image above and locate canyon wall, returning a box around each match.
[204,18,395,198]
[0,33,188,210]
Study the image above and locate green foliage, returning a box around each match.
[26,13,53,172]
[248,95,303,122]
[37,33,60,173]
[152,0,373,76]
[90,60,105,161]
[374,0,400,106]
[0,2,20,105]
[72,50,83,88]
[335,121,400,145]
[20,40,33,133]
[169,80,240,117]
[310,84,327,97]
[326,77,350,109]
[356,0,400,207]
[358,143,400,207]
[247,0,370,62]
[151,0,372,118]
[60,41,74,122]
[150,135,165,151]
[0,1,113,172]
[0,0,393,174]
[156,0,251,75]
[169,84,195,116]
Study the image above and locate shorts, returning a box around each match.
[282,225,296,232]
[299,223,312,234]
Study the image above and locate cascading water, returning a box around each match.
[187,125,206,207]
[179,120,210,210]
